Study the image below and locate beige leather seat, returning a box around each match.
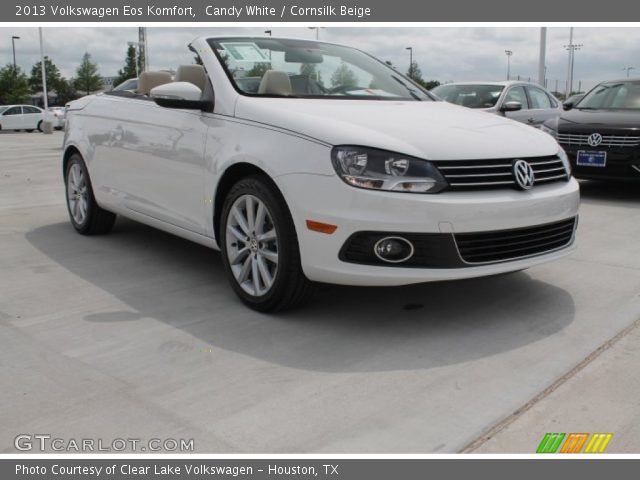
[136,71,172,96]
[175,65,208,92]
[258,71,292,96]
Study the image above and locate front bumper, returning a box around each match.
[564,146,640,181]
[277,174,580,286]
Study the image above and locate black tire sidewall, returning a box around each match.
[37,121,43,132]
[65,155,95,234]
[220,177,301,310]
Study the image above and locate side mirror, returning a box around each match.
[500,101,522,112]
[563,101,574,111]
[151,82,213,112]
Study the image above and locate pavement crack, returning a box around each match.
[460,314,640,453]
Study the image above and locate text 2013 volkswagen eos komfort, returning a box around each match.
[62,37,579,312]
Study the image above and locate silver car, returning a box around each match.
[431,81,562,127]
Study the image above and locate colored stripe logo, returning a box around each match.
[537,433,613,453]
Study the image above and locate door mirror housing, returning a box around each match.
[563,101,575,111]
[151,82,213,112]
[500,101,522,112]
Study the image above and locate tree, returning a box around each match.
[246,62,272,78]
[114,45,138,87]
[74,53,102,96]
[29,56,62,93]
[0,64,31,104]
[407,61,424,84]
[423,80,441,90]
[300,63,323,86]
[56,78,78,105]
[330,62,358,88]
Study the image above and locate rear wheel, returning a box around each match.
[37,120,43,132]
[65,153,116,235]
[220,176,314,312]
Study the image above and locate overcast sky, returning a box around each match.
[1,26,639,92]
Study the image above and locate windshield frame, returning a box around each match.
[576,80,640,110]
[207,37,436,102]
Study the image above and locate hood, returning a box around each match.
[557,108,640,133]
[234,97,559,160]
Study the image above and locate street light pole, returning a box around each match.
[406,47,413,76]
[504,50,513,80]
[11,35,20,75]
[564,27,583,97]
[538,27,547,86]
[264,30,272,36]
[623,66,635,77]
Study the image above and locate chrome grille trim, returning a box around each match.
[557,133,640,147]
[433,155,569,190]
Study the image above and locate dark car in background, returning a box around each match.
[542,79,640,181]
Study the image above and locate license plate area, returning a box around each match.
[577,150,607,167]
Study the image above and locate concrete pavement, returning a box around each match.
[1,131,639,453]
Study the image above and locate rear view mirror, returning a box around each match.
[284,49,323,64]
[563,101,574,111]
[501,101,522,112]
[151,82,213,112]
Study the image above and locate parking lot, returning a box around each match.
[1,131,639,453]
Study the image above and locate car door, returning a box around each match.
[109,98,209,235]
[525,86,559,127]
[500,86,532,124]
[23,106,42,129]
[1,106,23,130]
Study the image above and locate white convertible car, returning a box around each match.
[63,36,580,311]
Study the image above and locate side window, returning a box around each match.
[24,106,40,114]
[547,94,559,108]
[4,106,22,115]
[503,87,528,109]
[528,87,552,109]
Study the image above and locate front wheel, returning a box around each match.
[220,176,314,312]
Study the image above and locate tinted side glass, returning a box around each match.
[503,86,528,108]
[528,87,552,109]
[4,106,22,115]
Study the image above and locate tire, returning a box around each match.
[37,121,43,132]
[220,176,314,312]
[25,129,34,133]
[64,153,116,235]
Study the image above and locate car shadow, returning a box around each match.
[26,219,576,373]
[578,179,640,205]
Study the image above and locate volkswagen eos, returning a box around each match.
[62,37,580,311]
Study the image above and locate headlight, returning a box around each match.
[540,124,557,139]
[558,147,572,176]
[331,146,447,193]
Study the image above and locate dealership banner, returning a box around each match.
[2,0,640,22]
[3,458,640,479]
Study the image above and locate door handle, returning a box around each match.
[527,118,536,124]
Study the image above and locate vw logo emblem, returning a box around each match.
[512,159,535,190]
[588,133,603,147]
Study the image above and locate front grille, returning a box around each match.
[432,155,568,190]
[558,133,640,148]
[455,217,576,264]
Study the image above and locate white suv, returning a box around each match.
[62,36,579,311]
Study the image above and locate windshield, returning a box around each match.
[578,81,640,109]
[431,84,504,108]
[207,37,432,101]
[0,106,8,114]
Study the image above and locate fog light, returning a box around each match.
[374,237,414,263]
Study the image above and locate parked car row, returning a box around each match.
[431,78,640,183]
[0,104,65,132]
